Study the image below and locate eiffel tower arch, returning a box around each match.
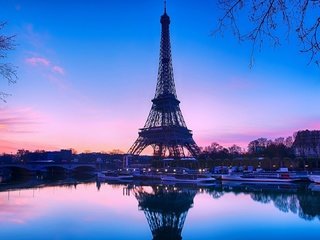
[128,2,201,159]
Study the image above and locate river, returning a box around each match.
[0,178,319,239]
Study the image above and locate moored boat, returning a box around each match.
[0,169,11,183]
[221,170,299,183]
[132,167,191,181]
[97,171,133,181]
[308,175,320,184]
[132,172,162,181]
[161,174,215,183]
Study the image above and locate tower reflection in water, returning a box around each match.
[134,185,196,240]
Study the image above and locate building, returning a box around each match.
[293,130,320,157]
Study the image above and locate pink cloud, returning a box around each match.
[0,107,57,154]
[52,65,65,75]
[25,55,66,88]
[0,107,44,136]
[25,57,64,75]
[25,57,50,66]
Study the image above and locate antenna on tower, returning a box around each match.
[164,0,167,14]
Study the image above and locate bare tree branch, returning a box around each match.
[0,21,17,102]
[215,0,320,66]
[0,92,10,103]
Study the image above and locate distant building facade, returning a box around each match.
[293,130,320,157]
[47,149,72,162]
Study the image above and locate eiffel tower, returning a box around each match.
[128,2,200,158]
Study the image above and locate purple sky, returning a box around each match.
[1,0,319,153]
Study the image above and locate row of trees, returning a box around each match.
[200,136,295,159]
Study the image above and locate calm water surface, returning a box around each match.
[1,179,320,240]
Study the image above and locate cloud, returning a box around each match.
[22,23,67,90]
[25,57,50,66]
[0,107,51,153]
[25,55,67,90]
[25,57,65,76]
[23,25,65,75]
[0,107,43,134]
[52,65,65,75]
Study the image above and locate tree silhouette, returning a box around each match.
[0,22,17,102]
[215,0,320,66]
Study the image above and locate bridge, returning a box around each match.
[0,162,97,173]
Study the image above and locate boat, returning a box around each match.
[161,174,215,183]
[308,183,320,191]
[221,171,299,183]
[0,169,11,183]
[96,172,133,181]
[132,172,162,181]
[132,167,190,181]
[308,175,320,184]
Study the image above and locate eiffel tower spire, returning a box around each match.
[154,0,176,99]
[128,4,200,158]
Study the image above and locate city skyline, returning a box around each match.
[1,0,320,154]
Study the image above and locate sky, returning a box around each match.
[1,0,319,154]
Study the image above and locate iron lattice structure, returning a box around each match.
[128,5,200,158]
[134,186,196,240]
